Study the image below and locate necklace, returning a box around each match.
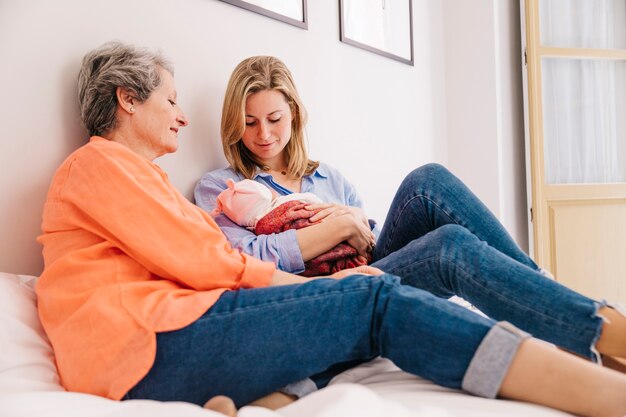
[262,166,287,176]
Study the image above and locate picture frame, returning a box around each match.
[339,0,414,66]
[219,0,308,29]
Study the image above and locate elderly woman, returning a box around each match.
[37,41,626,417]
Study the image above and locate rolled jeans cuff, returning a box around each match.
[279,378,318,398]
[462,321,530,398]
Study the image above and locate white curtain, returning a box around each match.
[540,0,626,184]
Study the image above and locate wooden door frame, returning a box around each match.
[521,0,626,270]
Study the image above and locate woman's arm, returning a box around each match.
[270,265,384,286]
[295,211,374,259]
[196,170,375,266]
[56,147,275,291]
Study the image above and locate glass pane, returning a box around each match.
[542,58,626,184]
[540,0,626,49]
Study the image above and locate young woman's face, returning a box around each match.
[241,89,293,167]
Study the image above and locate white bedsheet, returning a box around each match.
[0,272,572,417]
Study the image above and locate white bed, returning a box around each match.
[0,271,573,417]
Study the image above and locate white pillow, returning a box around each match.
[0,272,221,417]
[0,272,61,393]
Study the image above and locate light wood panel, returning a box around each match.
[549,198,626,303]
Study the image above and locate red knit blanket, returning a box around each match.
[255,200,371,277]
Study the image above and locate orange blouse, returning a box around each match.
[36,136,275,400]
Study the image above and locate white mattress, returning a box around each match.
[0,272,573,417]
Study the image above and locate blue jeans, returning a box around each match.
[125,274,525,406]
[299,164,604,396]
[371,163,603,357]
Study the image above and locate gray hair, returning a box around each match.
[77,41,174,137]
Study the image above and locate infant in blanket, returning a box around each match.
[213,178,370,276]
[212,178,323,228]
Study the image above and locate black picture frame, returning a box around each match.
[219,0,308,29]
[339,0,414,66]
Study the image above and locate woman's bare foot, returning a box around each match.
[203,395,237,417]
[248,391,297,410]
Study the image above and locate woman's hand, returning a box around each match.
[306,202,369,229]
[305,203,375,256]
[270,265,384,287]
[328,265,385,279]
[345,216,376,257]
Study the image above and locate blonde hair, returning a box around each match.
[221,56,319,179]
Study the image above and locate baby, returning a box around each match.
[213,178,322,229]
[213,178,370,276]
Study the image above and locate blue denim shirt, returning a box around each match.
[194,162,376,274]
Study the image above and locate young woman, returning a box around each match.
[194,55,626,415]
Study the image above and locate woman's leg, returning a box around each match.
[125,274,507,406]
[374,163,537,270]
[372,224,606,360]
[596,306,626,360]
[125,274,626,416]
[500,340,626,417]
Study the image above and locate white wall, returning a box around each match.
[0,0,526,276]
[443,0,528,250]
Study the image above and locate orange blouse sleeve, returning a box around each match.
[50,139,274,291]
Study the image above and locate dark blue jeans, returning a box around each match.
[370,163,602,357]
[288,164,604,398]
[126,274,512,406]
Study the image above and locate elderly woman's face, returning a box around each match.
[132,68,188,159]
